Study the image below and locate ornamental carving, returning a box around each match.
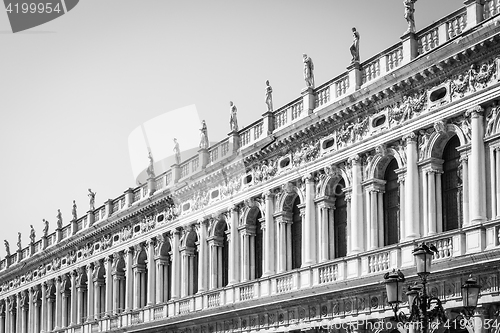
[100,234,112,251]
[388,90,427,126]
[140,216,155,233]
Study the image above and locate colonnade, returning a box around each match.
[0,107,494,333]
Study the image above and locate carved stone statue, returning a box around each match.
[303,54,315,88]
[265,80,273,111]
[4,240,10,257]
[146,151,155,178]
[229,101,238,132]
[42,219,49,237]
[30,225,35,244]
[88,189,96,211]
[72,200,77,221]
[404,0,417,33]
[56,209,63,230]
[17,232,21,252]
[350,28,360,63]
[199,120,209,149]
[486,106,498,136]
[173,138,181,165]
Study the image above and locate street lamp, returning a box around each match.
[384,243,481,333]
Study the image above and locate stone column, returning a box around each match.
[147,239,156,306]
[76,270,86,324]
[61,290,68,328]
[180,250,189,297]
[70,271,77,325]
[171,230,181,299]
[55,277,62,329]
[319,206,329,262]
[104,256,113,315]
[404,133,420,239]
[397,175,406,243]
[20,293,26,333]
[468,106,487,224]
[303,173,316,266]
[47,295,54,331]
[112,274,120,313]
[0,313,4,333]
[197,220,208,293]
[277,217,286,273]
[490,147,497,219]
[240,230,249,281]
[263,191,275,276]
[427,170,437,235]
[155,258,165,303]
[27,288,33,333]
[349,155,364,254]
[496,148,500,218]
[86,264,94,322]
[41,283,47,331]
[124,248,133,311]
[228,206,239,285]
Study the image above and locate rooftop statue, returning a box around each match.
[173,138,181,165]
[17,232,21,252]
[72,200,77,221]
[404,0,417,33]
[229,101,239,132]
[56,209,63,229]
[303,54,315,88]
[350,28,360,63]
[146,151,155,178]
[199,120,209,149]
[265,80,273,112]
[30,225,35,244]
[88,189,96,211]
[4,240,9,257]
[42,219,49,237]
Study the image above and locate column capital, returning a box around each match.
[467,105,484,118]
[348,154,361,165]
[302,173,315,183]
[403,131,418,143]
[262,190,275,200]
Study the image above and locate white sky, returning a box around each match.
[0,0,464,255]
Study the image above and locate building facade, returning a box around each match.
[2,1,500,333]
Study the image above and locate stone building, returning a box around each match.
[2,1,500,333]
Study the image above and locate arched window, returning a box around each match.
[384,159,400,246]
[334,179,347,258]
[291,197,302,269]
[133,247,148,309]
[442,135,462,231]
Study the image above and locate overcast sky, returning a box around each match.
[0,0,464,256]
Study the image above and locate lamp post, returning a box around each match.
[384,243,481,333]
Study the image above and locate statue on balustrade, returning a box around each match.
[265,80,273,111]
[146,151,155,178]
[404,0,417,33]
[56,209,63,229]
[199,120,209,149]
[4,240,10,257]
[42,219,49,237]
[229,101,239,132]
[303,54,315,88]
[17,232,21,252]
[350,28,360,63]
[72,200,77,221]
[173,138,181,165]
[29,225,35,244]
[88,188,96,211]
